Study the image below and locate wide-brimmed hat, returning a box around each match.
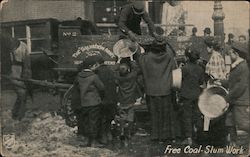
[147,38,167,53]
[154,36,167,45]
[132,1,145,15]
[83,54,103,67]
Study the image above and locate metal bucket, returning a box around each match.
[172,68,182,89]
[198,85,229,131]
[113,39,145,62]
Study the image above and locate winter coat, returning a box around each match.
[227,58,249,106]
[116,62,139,105]
[118,4,155,35]
[180,62,205,99]
[77,70,104,107]
[139,45,176,96]
[96,65,117,105]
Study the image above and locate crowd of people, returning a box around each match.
[2,0,249,150]
[69,1,249,148]
[70,35,249,148]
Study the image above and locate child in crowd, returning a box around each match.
[179,47,205,145]
[96,63,118,145]
[76,54,104,147]
[115,59,139,146]
[225,42,249,145]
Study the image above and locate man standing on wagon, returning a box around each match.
[118,1,160,42]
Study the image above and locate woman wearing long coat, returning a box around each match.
[138,41,176,141]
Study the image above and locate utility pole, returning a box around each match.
[212,1,225,43]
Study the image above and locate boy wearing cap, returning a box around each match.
[115,60,139,146]
[226,42,249,135]
[77,54,104,147]
[179,47,205,145]
[118,1,158,41]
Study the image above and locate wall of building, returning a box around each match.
[1,0,86,22]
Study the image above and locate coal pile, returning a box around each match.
[8,112,117,157]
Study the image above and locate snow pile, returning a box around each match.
[8,113,117,157]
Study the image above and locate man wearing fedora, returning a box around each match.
[118,1,158,41]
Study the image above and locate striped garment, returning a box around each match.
[205,50,226,80]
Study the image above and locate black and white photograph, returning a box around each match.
[0,0,249,156]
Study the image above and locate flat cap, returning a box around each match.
[231,42,249,59]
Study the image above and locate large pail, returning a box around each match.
[198,85,229,131]
[113,39,144,59]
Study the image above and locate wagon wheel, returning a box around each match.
[61,84,77,127]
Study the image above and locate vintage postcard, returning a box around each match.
[0,0,249,157]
